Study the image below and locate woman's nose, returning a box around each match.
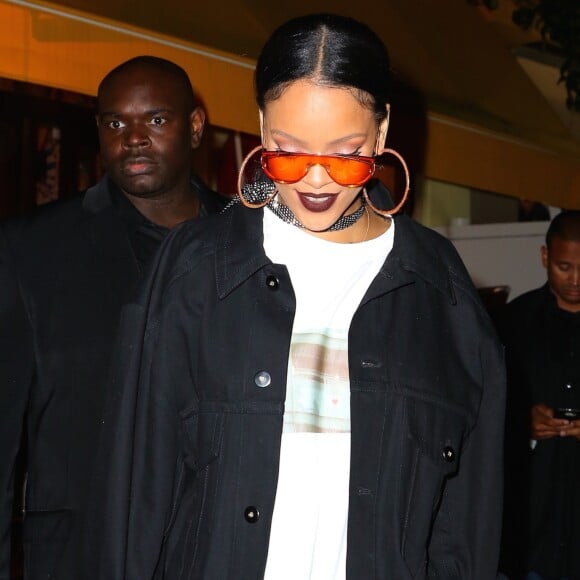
[303,162,334,189]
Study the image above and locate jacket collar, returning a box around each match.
[82,176,114,213]
[215,202,271,299]
[367,213,457,305]
[82,174,228,217]
[362,181,457,304]
[215,188,456,304]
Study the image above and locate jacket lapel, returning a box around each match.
[361,214,457,306]
[215,203,271,299]
[81,177,140,304]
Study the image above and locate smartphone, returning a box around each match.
[554,407,580,420]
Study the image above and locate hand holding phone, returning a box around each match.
[531,404,573,439]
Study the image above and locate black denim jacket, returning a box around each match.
[85,193,505,580]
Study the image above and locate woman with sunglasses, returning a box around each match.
[87,13,505,580]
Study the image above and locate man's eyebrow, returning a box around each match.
[145,108,172,116]
[98,108,172,117]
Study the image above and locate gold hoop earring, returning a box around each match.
[237,145,277,209]
[363,148,410,216]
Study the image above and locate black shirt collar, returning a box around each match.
[108,180,169,241]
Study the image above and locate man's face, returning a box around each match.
[96,66,204,199]
[542,236,580,312]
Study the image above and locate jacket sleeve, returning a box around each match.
[81,270,187,580]
[428,323,506,579]
[0,228,34,580]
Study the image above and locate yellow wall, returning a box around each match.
[0,0,258,134]
[415,178,471,228]
[425,114,580,210]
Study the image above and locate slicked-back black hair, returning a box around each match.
[256,13,391,121]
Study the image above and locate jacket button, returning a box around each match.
[254,371,271,388]
[442,446,455,463]
[361,359,382,369]
[266,275,279,290]
[244,506,260,523]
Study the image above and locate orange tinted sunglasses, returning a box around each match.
[261,151,376,187]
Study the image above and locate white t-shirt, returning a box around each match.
[262,206,394,580]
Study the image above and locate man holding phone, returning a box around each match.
[500,210,580,580]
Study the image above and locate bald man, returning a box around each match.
[0,56,226,580]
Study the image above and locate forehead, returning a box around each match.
[262,80,376,141]
[548,237,580,262]
[98,66,187,113]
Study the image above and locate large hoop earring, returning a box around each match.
[237,145,277,209]
[363,148,410,216]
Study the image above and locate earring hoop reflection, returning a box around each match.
[363,148,410,216]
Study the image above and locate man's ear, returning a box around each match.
[541,245,549,269]
[190,107,206,148]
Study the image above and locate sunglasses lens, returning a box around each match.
[327,158,373,186]
[262,153,374,186]
[262,155,307,183]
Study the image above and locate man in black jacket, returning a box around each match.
[0,55,226,580]
[501,210,580,580]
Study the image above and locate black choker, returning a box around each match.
[229,182,367,233]
[266,196,366,232]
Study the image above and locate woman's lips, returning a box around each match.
[296,192,338,213]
